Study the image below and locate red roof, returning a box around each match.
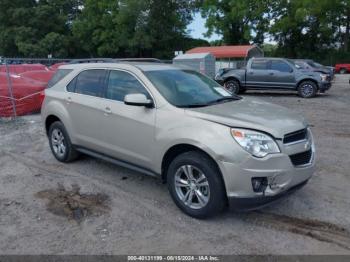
[186,45,257,58]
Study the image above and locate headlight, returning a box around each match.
[320,73,328,81]
[231,128,280,157]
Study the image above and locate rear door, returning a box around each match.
[246,59,270,88]
[268,60,295,88]
[99,69,156,169]
[64,69,108,151]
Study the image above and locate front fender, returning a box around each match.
[153,113,246,174]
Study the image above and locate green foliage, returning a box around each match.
[1,0,349,62]
[200,0,350,65]
[200,0,270,44]
[71,0,196,58]
[0,0,197,59]
[0,0,81,57]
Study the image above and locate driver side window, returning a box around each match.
[106,70,150,102]
[270,60,292,72]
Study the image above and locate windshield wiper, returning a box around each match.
[208,96,241,105]
[178,103,211,108]
[178,96,241,108]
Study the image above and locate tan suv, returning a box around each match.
[42,62,315,218]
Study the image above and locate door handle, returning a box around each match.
[104,106,112,115]
[248,71,254,75]
[269,72,274,75]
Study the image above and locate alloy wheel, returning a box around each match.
[224,81,238,94]
[174,165,210,209]
[51,128,66,158]
[301,84,314,97]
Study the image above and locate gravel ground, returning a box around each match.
[0,75,350,255]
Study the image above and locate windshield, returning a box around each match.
[306,60,317,68]
[287,59,302,69]
[145,69,237,107]
[314,62,323,68]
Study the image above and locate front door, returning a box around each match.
[268,60,295,88]
[99,69,156,169]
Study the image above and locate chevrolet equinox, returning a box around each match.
[42,63,315,218]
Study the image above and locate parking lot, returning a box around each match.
[0,75,349,255]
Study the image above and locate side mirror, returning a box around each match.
[124,93,154,108]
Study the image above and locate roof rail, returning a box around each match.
[68,58,165,64]
[115,58,163,63]
[68,58,115,64]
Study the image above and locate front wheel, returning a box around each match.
[167,151,226,218]
[297,81,317,98]
[224,79,240,95]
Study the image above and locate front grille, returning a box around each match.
[283,129,307,144]
[289,149,312,166]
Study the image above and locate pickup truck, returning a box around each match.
[215,57,332,98]
[335,63,350,74]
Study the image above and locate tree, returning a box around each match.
[338,0,350,51]
[199,0,270,45]
[71,0,121,57]
[0,0,36,56]
[0,0,82,57]
[71,0,196,58]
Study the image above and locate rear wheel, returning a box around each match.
[224,79,240,95]
[167,151,226,218]
[340,68,347,74]
[297,81,317,98]
[48,121,79,162]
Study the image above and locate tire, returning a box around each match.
[48,121,79,162]
[224,79,240,95]
[167,151,226,218]
[239,87,247,94]
[340,68,347,74]
[297,81,317,98]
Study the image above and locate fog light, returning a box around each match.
[251,177,268,193]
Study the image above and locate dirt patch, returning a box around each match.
[250,212,350,250]
[35,183,110,223]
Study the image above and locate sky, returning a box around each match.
[187,13,221,42]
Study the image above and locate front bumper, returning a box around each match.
[228,179,309,211]
[319,82,331,92]
[217,135,315,209]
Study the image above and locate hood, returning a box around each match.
[185,97,308,138]
[298,68,329,75]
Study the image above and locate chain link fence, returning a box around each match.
[0,58,70,120]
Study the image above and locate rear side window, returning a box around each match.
[47,69,72,88]
[67,77,76,92]
[73,69,107,97]
[106,70,150,101]
[270,60,292,72]
[251,60,268,70]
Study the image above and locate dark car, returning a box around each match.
[294,59,335,80]
[215,57,332,98]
